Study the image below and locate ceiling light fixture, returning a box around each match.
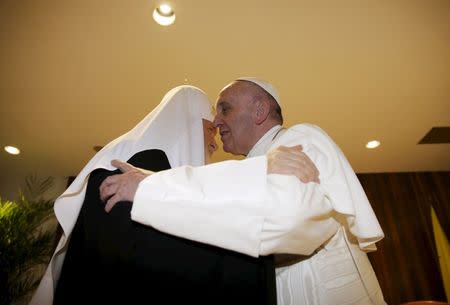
[366,140,380,149]
[153,3,176,26]
[4,145,20,155]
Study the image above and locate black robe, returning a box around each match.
[54,149,276,305]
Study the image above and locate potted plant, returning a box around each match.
[0,175,59,305]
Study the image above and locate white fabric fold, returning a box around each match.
[271,124,384,251]
[276,228,387,305]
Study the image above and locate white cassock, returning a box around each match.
[130,123,387,305]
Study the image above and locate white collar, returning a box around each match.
[247,125,284,158]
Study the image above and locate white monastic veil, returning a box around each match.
[29,85,213,305]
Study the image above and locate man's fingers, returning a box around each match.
[99,183,114,202]
[104,195,120,213]
[111,159,135,173]
[99,175,119,201]
[277,145,303,154]
[297,164,319,184]
[292,144,303,151]
[279,146,304,161]
[295,152,320,184]
[99,162,153,213]
[268,145,320,184]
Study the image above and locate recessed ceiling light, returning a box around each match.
[4,145,20,155]
[366,140,380,149]
[153,3,176,26]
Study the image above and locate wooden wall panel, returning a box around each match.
[357,172,449,305]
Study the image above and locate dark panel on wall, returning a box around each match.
[357,172,449,305]
[418,127,450,144]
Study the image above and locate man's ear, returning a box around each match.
[255,100,270,125]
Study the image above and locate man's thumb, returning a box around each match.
[111,159,134,173]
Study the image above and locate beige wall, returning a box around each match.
[0,174,68,202]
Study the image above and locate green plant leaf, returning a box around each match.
[0,175,58,305]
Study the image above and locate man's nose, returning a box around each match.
[213,116,221,128]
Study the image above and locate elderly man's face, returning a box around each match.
[213,82,256,156]
[202,119,218,163]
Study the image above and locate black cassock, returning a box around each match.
[54,149,276,305]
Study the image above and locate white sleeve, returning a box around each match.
[131,149,339,258]
[131,156,269,257]
[259,174,338,256]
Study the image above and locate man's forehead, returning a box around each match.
[218,81,237,96]
[214,93,230,110]
[214,82,241,108]
[214,99,228,109]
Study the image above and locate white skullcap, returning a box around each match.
[236,77,281,107]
